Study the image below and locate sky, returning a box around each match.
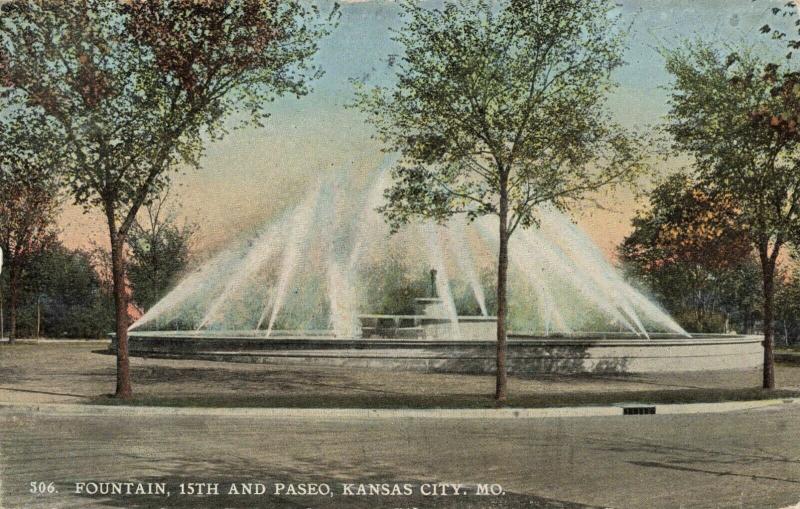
[59,0,787,257]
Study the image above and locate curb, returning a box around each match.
[0,398,796,419]
[0,339,111,344]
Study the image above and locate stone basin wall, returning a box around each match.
[116,332,763,374]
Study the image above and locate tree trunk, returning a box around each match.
[495,180,509,404]
[761,255,776,390]
[8,265,18,343]
[110,236,132,399]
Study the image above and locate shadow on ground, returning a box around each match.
[88,387,800,409]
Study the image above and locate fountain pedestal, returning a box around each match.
[414,297,447,319]
[409,297,495,340]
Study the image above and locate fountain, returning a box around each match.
[117,169,762,375]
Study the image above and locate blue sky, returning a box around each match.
[59,0,791,254]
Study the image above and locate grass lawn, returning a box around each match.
[89,386,800,409]
[3,342,800,409]
[776,348,800,364]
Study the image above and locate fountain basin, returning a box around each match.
[114,331,763,375]
[359,313,497,340]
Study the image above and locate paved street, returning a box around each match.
[2,343,800,508]
[1,404,800,509]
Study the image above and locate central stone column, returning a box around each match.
[415,268,446,319]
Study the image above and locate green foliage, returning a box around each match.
[664,42,800,260]
[620,172,761,334]
[1,242,114,338]
[0,109,62,267]
[359,258,429,315]
[0,107,63,337]
[0,0,336,229]
[775,260,800,345]
[354,0,643,233]
[127,196,196,312]
[357,257,487,317]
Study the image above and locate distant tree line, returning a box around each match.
[618,172,800,342]
[0,242,114,339]
[0,198,195,340]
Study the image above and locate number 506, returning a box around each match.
[30,482,56,495]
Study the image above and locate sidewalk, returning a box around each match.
[1,397,797,419]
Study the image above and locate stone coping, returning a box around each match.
[123,332,761,348]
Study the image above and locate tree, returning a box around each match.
[354,0,643,402]
[619,172,759,332]
[127,190,196,312]
[768,248,800,347]
[0,111,61,341]
[17,242,115,339]
[0,0,335,397]
[663,43,800,389]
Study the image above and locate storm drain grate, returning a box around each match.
[622,405,656,415]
